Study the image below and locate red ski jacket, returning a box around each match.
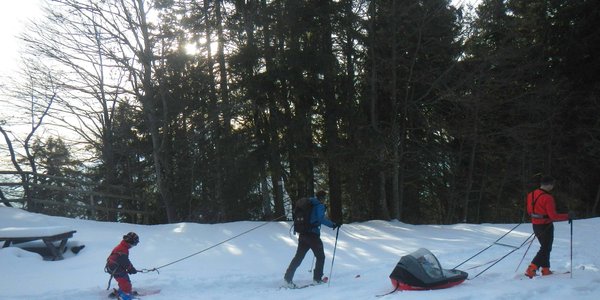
[526,188,569,225]
[106,240,136,276]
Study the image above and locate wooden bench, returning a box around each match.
[0,226,77,261]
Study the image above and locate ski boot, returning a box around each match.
[313,276,328,284]
[524,263,538,278]
[541,267,553,276]
[110,288,134,300]
[283,278,297,288]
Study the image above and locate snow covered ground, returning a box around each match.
[1,205,599,300]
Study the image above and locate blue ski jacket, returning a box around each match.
[308,197,335,235]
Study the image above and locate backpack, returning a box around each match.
[293,197,315,234]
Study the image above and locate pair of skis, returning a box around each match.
[108,288,161,299]
[283,226,341,290]
[281,276,329,289]
[519,270,571,280]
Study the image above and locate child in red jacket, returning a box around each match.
[524,176,571,278]
[106,232,139,300]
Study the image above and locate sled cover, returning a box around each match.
[389,248,468,290]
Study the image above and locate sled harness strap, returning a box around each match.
[530,190,549,219]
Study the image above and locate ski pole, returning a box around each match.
[515,236,535,272]
[570,219,573,278]
[328,226,341,286]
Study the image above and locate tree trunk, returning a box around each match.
[136,0,176,222]
[592,184,600,216]
[390,0,400,220]
[463,106,479,223]
[378,148,390,220]
[318,0,342,223]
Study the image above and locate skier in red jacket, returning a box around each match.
[524,176,570,278]
[106,232,139,300]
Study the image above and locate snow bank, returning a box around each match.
[1,206,599,300]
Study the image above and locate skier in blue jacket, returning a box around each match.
[284,190,338,287]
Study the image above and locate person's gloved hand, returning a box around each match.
[568,211,576,224]
[128,268,138,274]
[333,222,343,230]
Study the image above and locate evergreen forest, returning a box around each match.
[1,0,599,225]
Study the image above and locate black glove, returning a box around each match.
[333,222,342,230]
[568,211,575,224]
[128,268,138,274]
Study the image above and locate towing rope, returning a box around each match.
[145,215,286,272]
[375,280,400,298]
[453,222,523,270]
[468,232,535,280]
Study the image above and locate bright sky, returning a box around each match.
[0,1,43,171]
[0,0,42,77]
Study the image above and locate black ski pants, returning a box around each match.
[284,233,325,282]
[531,223,554,268]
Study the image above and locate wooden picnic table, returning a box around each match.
[0,226,77,261]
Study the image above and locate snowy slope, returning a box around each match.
[1,206,599,300]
